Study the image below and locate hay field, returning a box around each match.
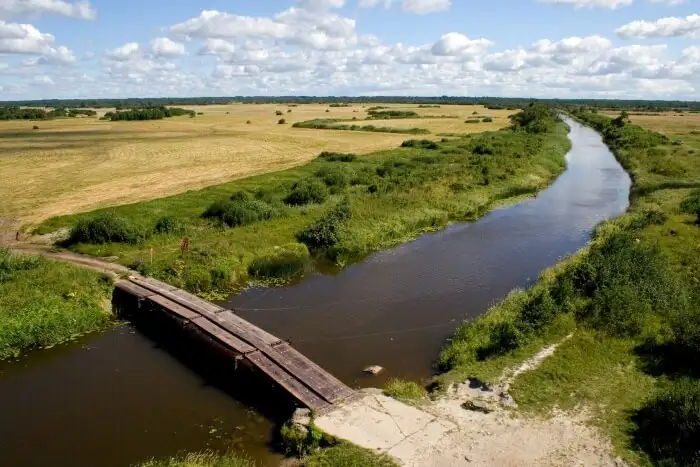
[0,103,512,229]
[601,111,700,136]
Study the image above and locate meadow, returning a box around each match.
[0,103,512,231]
[438,110,700,466]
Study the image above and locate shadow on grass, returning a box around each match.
[634,339,700,379]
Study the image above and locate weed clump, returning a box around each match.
[315,166,353,190]
[154,216,184,235]
[284,179,329,206]
[383,379,427,401]
[318,152,357,162]
[68,213,144,244]
[401,139,439,150]
[248,244,310,280]
[202,199,275,227]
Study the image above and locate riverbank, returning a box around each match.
[34,107,569,299]
[436,110,700,465]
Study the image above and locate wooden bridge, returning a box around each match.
[115,276,354,412]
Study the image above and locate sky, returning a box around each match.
[0,0,698,100]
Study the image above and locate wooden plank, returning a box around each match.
[189,317,256,354]
[246,351,329,411]
[129,277,223,316]
[217,311,281,346]
[147,294,201,320]
[116,280,155,299]
[274,343,354,402]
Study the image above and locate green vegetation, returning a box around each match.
[0,106,97,120]
[136,452,255,467]
[292,119,430,135]
[39,109,568,295]
[367,110,419,119]
[305,443,399,467]
[439,110,700,465]
[0,249,112,359]
[383,378,427,401]
[103,107,195,121]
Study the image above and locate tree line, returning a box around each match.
[0,107,97,121]
[103,106,195,121]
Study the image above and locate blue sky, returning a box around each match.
[0,0,698,99]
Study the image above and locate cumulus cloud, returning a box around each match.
[198,38,235,55]
[358,0,451,14]
[617,14,700,38]
[648,0,687,5]
[431,33,492,56]
[0,20,53,53]
[0,0,96,20]
[151,37,185,56]
[538,0,633,9]
[297,0,345,10]
[105,42,140,61]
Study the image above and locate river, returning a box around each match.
[0,117,630,467]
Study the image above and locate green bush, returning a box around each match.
[515,290,558,335]
[680,190,700,215]
[230,191,251,202]
[202,199,275,227]
[401,139,439,150]
[296,199,351,250]
[315,166,353,189]
[477,321,525,359]
[154,216,183,235]
[465,119,481,124]
[482,117,493,123]
[628,209,668,230]
[67,213,144,244]
[318,152,357,162]
[284,179,329,206]
[633,379,700,467]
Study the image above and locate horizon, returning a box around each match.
[0,0,698,100]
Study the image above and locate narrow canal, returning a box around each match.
[0,117,631,467]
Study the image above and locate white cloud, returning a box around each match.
[0,0,96,20]
[538,0,633,9]
[297,0,345,10]
[358,0,451,14]
[170,10,287,40]
[617,14,700,38]
[42,45,76,64]
[0,20,53,53]
[33,74,54,85]
[151,37,185,56]
[431,33,492,56]
[105,42,140,61]
[649,0,687,5]
[198,38,235,55]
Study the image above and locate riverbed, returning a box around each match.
[0,118,630,467]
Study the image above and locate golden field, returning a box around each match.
[601,111,700,137]
[0,103,513,229]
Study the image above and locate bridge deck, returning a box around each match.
[116,276,354,412]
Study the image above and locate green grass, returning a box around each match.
[136,452,255,467]
[37,122,571,296]
[292,119,430,134]
[383,378,428,402]
[305,442,399,467]
[0,248,113,359]
[438,111,700,464]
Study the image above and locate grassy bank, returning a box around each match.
[38,107,570,297]
[0,248,113,359]
[438,110,700,465]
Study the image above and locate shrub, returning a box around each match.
[315,166,353,189]
[401,139,439,150]
[318,151,357,162]
[482,117,493,123]
[514,290,558,335]
[628,209,668,230]
[246,120,252,124]
[284,179,329,206]
[275,111,284,116]
[296,199,351,250]
[278,119,286,124]
[32,125,39,130]
[154,216,183,235]
[202,199,275,227]
[230,191,251,202]
[67,213,143,245]
[478,322,525,359]
[633,379,700,467]
[465,119,481,124]
[680,190,700,215]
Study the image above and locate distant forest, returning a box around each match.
[1,96,699,112]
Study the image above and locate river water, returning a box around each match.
[0,118,630,467]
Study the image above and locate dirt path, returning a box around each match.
[7,243,132,277]
[313,336,623,467]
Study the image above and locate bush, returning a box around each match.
[315,166,353,190]
[275,111,284,116]
[278,119,286,124]
[465,119,481,124]
[67,213,143,245]
[318,151,357,162]
[515,290,558,335]
[478,322,524,359]
[202,199,275,227]
[628,209,668,230]
[154,216,183,235]
[482,117,493,123]
[680,190,700,215]
[296,199,351,250]
[401,139,439,150]
[230,191,251,202]
[246,120,251,124]
[32,125,39,130]
[633,379,700,467]
[284,179,329,206]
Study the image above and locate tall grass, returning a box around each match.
[0,248,112,359]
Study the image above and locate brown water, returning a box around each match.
[0,118,630,467]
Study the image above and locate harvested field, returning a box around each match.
[0,104,512,229]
